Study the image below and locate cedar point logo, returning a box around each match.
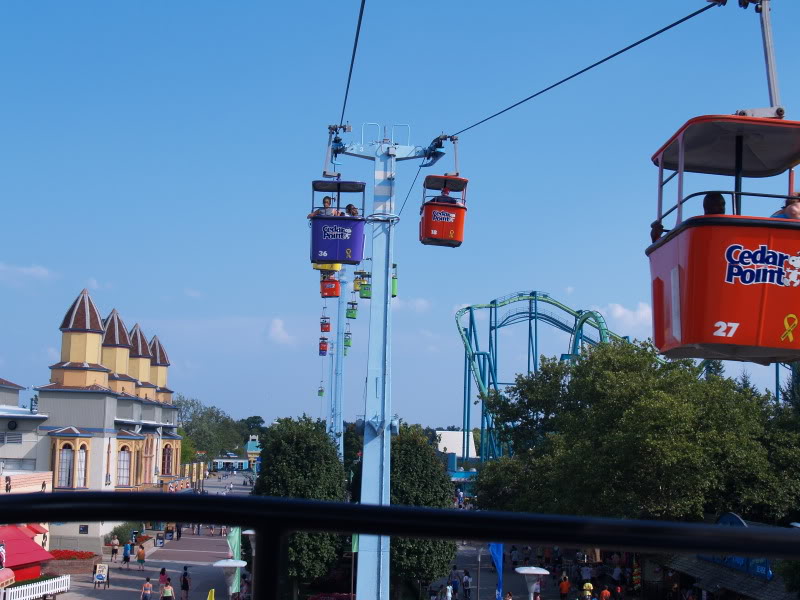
[724,244,800,287]
[322,225,352,240]
[432,210,456,223]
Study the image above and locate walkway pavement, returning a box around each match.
[60,524,234,599]
[431,543,563,600]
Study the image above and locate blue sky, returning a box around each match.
[1,1,798,427]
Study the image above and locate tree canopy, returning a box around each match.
[390,424,456,587]
[476,340,800,524]
[253,416,346,581]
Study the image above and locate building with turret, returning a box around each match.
[24,289,182,552]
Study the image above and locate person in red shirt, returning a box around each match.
[559,577,571,600]
[600,585,612,600]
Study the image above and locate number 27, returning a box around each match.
[713,321,739,337]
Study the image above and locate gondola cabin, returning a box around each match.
[313,263,342,272]
[353,270,367,291]
[318,385,325,397]
[344,328,352,348]
[392,264,398,298]
[309,180,367,265]
[320,314,331,332]
[346,300,358,319]
[320,275,341,298]
[647,115,800,364]
[319,337,329,356]
[419,175,468,247]
[359,272,372,299]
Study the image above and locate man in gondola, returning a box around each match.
[433,188,459,204]
[308,195,341,217]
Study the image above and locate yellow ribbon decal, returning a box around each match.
[345,248,352,259]
[449,230,454,239]
[781,313,798,342]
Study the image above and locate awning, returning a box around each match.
[0,526,54,567]
[26,524,47,535]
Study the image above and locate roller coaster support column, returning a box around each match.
[331,270,347,460]
[339,130,439,600]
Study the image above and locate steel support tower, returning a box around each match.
[327,270,347,460]
[334,126,439,600]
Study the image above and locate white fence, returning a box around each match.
[1,574,70,600]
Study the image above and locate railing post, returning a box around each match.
[253,528,286,600]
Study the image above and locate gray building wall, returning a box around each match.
[0,388,19,407]
[116,399,134,420]
[0,417,43,469]
[38,391,113,429]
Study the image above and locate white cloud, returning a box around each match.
[46,347,59,361]
[184,288,203,298]
[565,286,575,295]
[268,318,294,345]
[0,263,53,286]
[596,302,652,338]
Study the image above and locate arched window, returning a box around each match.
[117,446,131,486]
[57,444,74,488]
[76,444,88,487]
[162,444,173,476]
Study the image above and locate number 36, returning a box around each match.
[713,321,739,337]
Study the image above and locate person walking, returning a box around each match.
[180,566,191,600]
[161,578,175,600]
[141,577,154,600]
[136,544,146,570]
[121,541,132,569]
[175,524,182,541]
[559,577,571,600]
[462,570,472,600]
[110,535,120,562]
[158,568,169,596]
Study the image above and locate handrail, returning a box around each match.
[3,492,800,600]
[656,189,797,225]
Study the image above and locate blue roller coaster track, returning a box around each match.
[455,291,628,463]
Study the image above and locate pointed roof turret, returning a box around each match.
[149,336,170,366]
[59,289,104,333]
[102,309,132,348]
[128,324,153,359]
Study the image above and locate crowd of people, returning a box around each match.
[139,565,192,600]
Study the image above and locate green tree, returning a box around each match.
[390,424,456,591]
[178,428,197,464]
[174,395,244,459]
[253,416,346,587]
[476,340,800,523]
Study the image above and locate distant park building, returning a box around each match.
[0,289,190,554]
[245,435,262,472]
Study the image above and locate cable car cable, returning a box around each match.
[337,0,367,128]
[451,3,718,136]
[398,165,423,216]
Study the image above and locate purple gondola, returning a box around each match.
[309,180,366,265]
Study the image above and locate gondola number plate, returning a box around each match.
[713,321,739,337]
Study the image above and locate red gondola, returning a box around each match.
[320,312,331,332]
[419,175,468,247]
[319,337,329,356]
[320,274,341,298]
[647,115,800,364]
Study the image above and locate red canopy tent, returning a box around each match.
[0,526,54,582]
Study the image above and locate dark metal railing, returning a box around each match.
[4,493,800,599]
